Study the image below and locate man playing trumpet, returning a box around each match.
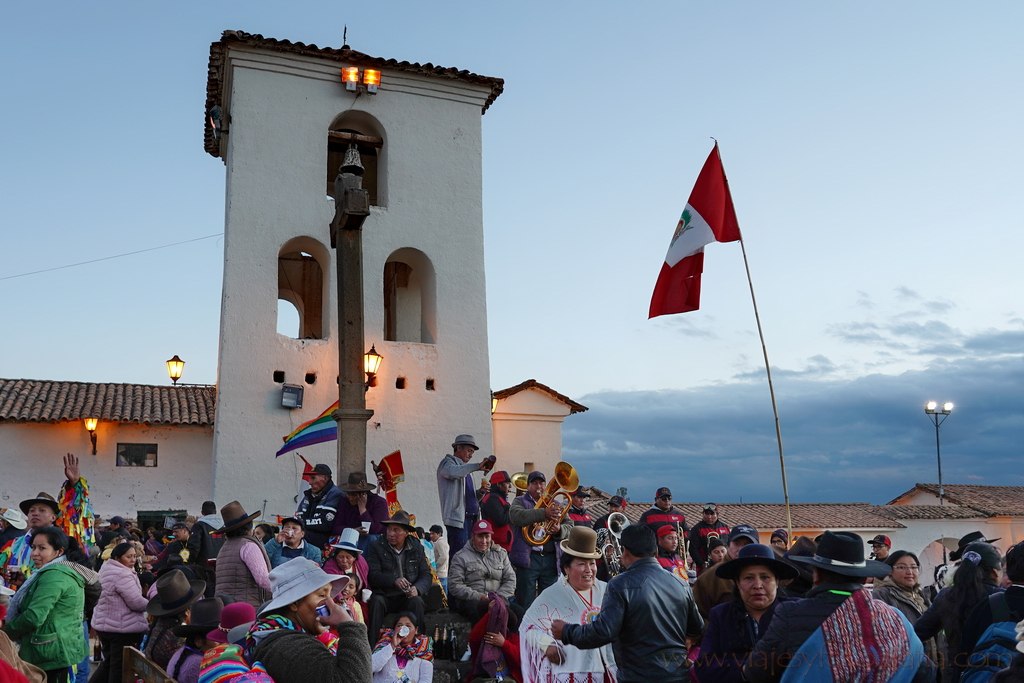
[509,470,573,609]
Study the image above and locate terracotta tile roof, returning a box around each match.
[492,379,588,414]
[872,504,982,521]
[583,488,904,531]
[205,30,505,157]
[0,379,216,426]
[888,484,1024,517]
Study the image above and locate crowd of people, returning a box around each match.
[2,445,1024,683]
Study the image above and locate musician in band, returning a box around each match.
[509,471,573,609]
[592,495,627,534]
[479,471,514,552]
[655,525,689,581]
[687,503,730,575]
[638,487,688,537]
[566,488,593,529]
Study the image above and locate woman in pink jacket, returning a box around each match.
[91,542,150,683]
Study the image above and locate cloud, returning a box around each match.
[652,315,719,339]
[564,333,1024,505]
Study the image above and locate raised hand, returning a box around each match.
[63,453,81,484]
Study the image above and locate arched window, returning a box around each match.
[327,111,385,206]
[384,248,436,344]
[278,237,330,340]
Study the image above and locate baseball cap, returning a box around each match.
[472,520,494,535]
[702,503,717,512]
[655,487,672,499]
[729,524,759,544]
[171,522,189,531]
[570,488,590,498]
[608,496,626,507]
[110,516,126,526]
[656,525,678,539]
[281,517,304,528]
[528,471,546,483]
[489,471,511,485]
[311,464,332,477]
[869,534,891,548]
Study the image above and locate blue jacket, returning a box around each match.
[264,539,323,568]
[295,483,344,550]
[561,556,704,682]
[695,597,789,683]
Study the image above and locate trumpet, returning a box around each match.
[511,471,529,495]
[598,511,629,576]
[704,530,721,568]
[522,461,578,547]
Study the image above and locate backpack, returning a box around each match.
[960,593,1020,682]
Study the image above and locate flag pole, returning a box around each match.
[717,140,793,542]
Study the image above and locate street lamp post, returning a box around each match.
[923,401,954,507]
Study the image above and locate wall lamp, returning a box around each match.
[84,418,98,455]
[491,391,498,415]
[166,355,185,385]
[341,66,381,94]
[364,345,383,388]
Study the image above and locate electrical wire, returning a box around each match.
[0,233,224,281]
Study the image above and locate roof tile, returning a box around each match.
[0,379,215,426]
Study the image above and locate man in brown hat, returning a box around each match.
[365,510,431,644]
[2,454,93,586]
[331,471,389,552]
[144,568,206,668]
[213,501,272,609]
[294,463,344,552]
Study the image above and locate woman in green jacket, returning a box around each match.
[2,526,87,683]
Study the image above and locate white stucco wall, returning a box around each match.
[0,421,213,518]
[212,48,495,528]
[492,390,573,480]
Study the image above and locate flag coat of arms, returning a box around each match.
[649,144,741,317]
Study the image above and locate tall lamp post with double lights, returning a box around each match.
[924,401,954,507]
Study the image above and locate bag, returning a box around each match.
[960,593,1020,682]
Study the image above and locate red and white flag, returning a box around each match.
[649,144,741,318]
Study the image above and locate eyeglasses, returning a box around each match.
[892,564,920,572]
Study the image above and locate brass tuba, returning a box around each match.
[598,512,630,576]
[704,530,721,568]
[522,462,578,547]
[511,471,529,495]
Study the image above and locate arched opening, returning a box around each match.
[384,248,436,343]
[277,237,330,340]
[327,110,385,207]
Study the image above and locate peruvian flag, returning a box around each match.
[649,144,741,317]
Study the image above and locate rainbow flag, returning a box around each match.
[276,401,339,457]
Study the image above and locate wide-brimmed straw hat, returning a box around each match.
[381,509,416,532]
[340,471,377,493]
[0,507,28,530]
[560,526,602,560]
[214,501,262,534]
[788,531,891,578]
[330,527,363,555]
[716,543,799,581]
[173,597,223,636]
[207,601,256,644]
[260,558,350,616]
[146,568,206,616]
[19,493,59,516]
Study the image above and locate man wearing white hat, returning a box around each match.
[0,508,28,552]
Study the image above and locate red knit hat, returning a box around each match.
[656,525,678,539]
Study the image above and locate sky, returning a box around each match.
[2,2,1022,505]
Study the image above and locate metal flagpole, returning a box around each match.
[715,140,793,542]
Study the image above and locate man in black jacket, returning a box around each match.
[744,531,934,682]
[295,463,344,551]
[364,510,431,644]
[552,524,704,682]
